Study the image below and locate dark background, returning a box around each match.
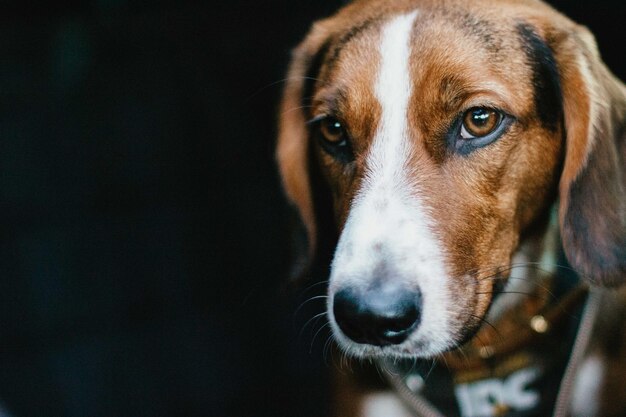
[0,1,622,417]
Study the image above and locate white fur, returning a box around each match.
[570,354,604,416]
[328,11,455,358]
[361,392,413,417]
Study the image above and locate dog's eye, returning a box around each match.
[451,107,511,154]
[460,108,501,139]
[313,116,354,163]
[320,118,346,144]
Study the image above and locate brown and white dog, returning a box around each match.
[276,0,625,416]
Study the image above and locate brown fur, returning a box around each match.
[277,0,625,414]
[278,0,624,302]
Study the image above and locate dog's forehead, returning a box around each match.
[313,4,536,114]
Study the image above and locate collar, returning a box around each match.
[442,281,588,372]
[378,272,599,417]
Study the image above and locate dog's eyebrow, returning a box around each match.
[325,18,377,73]
[516,23,563,132]
[302,40,333,116]
[307,88,349,122]
[458,12,501,54]
[439,74,470,113]
[306,114,328,125]
[301,19,377,109]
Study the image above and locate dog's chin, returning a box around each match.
[331,327,463,360]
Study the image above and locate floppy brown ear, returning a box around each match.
[276,22,335,282]
[553,25,626,286]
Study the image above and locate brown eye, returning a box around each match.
[314,116,353,162]
[320,117,346,144]
[461,108,500,138]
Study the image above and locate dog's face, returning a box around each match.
[307,4,565,357]
[278,0,625,358]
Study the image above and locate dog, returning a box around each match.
[276,0,625,416]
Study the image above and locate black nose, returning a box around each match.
[332,285,422,346]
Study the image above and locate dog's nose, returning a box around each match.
[332,285,421,346]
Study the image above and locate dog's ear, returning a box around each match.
[550,24,626,286]
[277,22,336,282]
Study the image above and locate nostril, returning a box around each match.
[332,289,366,341]
[332,285,422,346]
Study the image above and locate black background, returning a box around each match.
[0,1,623,417]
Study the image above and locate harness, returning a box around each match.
[377,273,601,417]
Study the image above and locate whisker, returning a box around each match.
[245,76,322,101]
[337,345,354,374]
[424,358,437,382]
[325,336,336,368]
[480,276,531,282]
[476,265,526,281]
[342,349,352,373]
[298,311,328,340]
[465,263,531,280]
[469,313,501,338]
[311,322,331,354]
[375,360,389,383]
[408,357,419,376]
[470,329,497,351]
[475,291,534,296]
[438,353,450,372]
[293,295,328,320]
[296,279,329,298]
[474,261,581,282]
[467,263,550,283]
[456,345,471,367]
[281,104,314,117]
[322,335,334,366]
[510,261,579,274]
[479,275,558,301]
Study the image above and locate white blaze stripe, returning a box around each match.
[329,11,454,357]
[371,10,418,178]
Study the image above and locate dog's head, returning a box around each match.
[277,0,625,358]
